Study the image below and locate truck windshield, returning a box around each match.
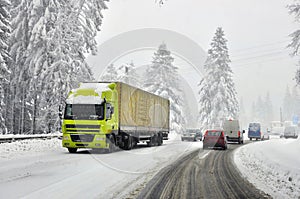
[64,104,104,120]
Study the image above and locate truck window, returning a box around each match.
[249,123,260,131]
[64,104,104,120]
[106,103,113,120]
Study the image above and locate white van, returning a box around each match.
[223,119,244,144]
[283,126,299,139]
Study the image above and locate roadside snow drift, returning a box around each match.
[234,137,300,199]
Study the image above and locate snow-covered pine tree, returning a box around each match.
[291,86,300,118]
[0,0,10,134]
[40,0,108,133]
[198,27,239,130]
[296,68,300,85]
[101,64,118,81]
[287,2,300,85]
[143,43,186,134]
[8,0,33,134]
[7,0,108,134]
[118,61,141,87]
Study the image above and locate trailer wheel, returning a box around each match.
[68,148,77,153]
[147,136,154,147]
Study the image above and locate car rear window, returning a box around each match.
[207,131,222,136]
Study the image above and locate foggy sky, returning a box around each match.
[92,0,299,121]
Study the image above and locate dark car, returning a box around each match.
[181,129,202,141]
[203,130,227,150]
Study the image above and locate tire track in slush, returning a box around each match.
[137,144,271,199]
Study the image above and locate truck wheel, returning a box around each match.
[124,135,133,150]
[68,148,77,153]
[107,135,116,153]
[147,136,154,147]
[157,134,163,146]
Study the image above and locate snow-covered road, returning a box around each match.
[0,133,202,199]
[1,134,299,199]
[234,136,300,199]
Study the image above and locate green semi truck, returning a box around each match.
[62,82,170,153]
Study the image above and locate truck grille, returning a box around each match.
[66,124,100,129]
[70,134,95,142]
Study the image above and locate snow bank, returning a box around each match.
[234,138,300,199]
[0,138,63,160]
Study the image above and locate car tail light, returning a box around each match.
[238,131,240,137]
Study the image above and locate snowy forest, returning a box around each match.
[0,0,108,134]
[1,0,300,135]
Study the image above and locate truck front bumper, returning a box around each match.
[62,133,110,149]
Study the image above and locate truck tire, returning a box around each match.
[147,135,155,147]
[107,135,117,153]
[68,148,77,153]
[157,134,163,146]
[124,135,133,150]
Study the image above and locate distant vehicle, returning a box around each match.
[270,121,284,136]
[262,129,270,140]
[223,119,244,144]
[248,122,263,141]
[181,129,202,141]
[283,126,299,139]
[203,130,227,150]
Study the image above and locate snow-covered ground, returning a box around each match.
[2,132,299,198]
[234,136,300,199]
[0,132,202,198]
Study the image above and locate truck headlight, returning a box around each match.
[63,136,69,141]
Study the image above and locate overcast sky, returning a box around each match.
[92,0,299,120]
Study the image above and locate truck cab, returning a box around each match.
[62,83,118,153]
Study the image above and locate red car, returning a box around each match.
[203,130,227,150]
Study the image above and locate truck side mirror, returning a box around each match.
[110,107,114,114]
[59,105,63,119]
[59,112,63,119]
[106,103,113,120]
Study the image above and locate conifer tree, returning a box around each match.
[287,2,300,85]
[198,27,239,130]
[143,43,186,134]
[7,0,108,134]
[118,61,141,87]
[101,64,118,81]
[0,0,10,134]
